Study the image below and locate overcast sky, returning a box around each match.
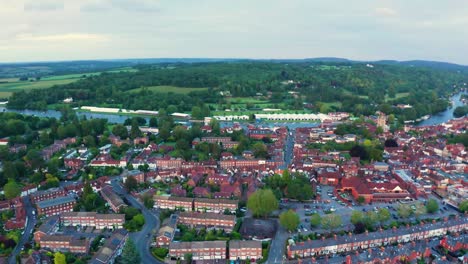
[1,0,468,64]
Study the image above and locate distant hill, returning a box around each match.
[2,57,467,78]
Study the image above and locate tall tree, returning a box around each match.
[377,208,391,226]
[129,119,142,139]
[426,199,439,214]
[247,189,278,218]
[117,238,141,264]
[112,124,129,139]
[54,252,66,264]
[124,176,138,192]
[4,179,21,199]
[279,210,300,231]
[321,213,342,231]
[310,213,321,227]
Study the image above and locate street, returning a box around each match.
[267,225,289,264]
[8,196,36,264]
[111,178,164,264]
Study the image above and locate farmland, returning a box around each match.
[0,67,137,99]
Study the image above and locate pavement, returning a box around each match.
[8,196,36,264]
[111,177,164,264]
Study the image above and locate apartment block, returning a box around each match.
[36,195,76,217]
[30,188,67,204]
[229,240,263,261]
[178,212,236,232]
[40,235,90,254]
[169,241,227,260]
[154,196,193,211]
[61,212,125,229]
[194,198,238,213]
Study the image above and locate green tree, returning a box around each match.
[4,179,21,199]
[117,238,141,264]
[112,124,129,139]
[321,213,342,231]
[149,117,158,127]
[247,189,279,218]
[310,213,321,227]
[252,142,268,159]
[124,176,138,192]
[142,193,155,209]
[279,210,300,231]
[364,211,379,229]
[54,252,66,264]
[129,119,142,139]
[357,196,366,204]
[459,200,468,213]
[397,204,413,219]
[350,210,364,225]
[426,199,439,214]
[413,202,426,219]
[377,208,391,226]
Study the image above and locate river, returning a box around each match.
[416,91,467,126]
[0,92,466,126]
[0,107,145,124]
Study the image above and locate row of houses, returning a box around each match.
[287,218,467,259]
[154,195,238,213]
[168,240,262,261]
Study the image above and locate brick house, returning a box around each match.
[169,241,227,260]
[100,185,127,212]
[194,198,238,213]
[61,212,125,229]
[154,196,193,211]
[156,214,178,247]
[36,195,76,217]
[90,229,128,264]
[30,188,67,204]
[178,212,236,232]
[40,235,90,254]
[229,240,262,261]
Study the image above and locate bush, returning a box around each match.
[153,247,169,259]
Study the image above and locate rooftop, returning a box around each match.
[36,195,76,209]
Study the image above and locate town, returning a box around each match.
[0,108,466,264]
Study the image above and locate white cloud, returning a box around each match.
[24,0,64,11]
[16,33,109,42]
[375,7,397,17]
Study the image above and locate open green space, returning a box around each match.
[127,85,208,94]
[227,97,270,104]
[0,79,78,97]
[385,92,410,101]
[0,67,138,98]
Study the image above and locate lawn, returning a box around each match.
[127,85,208,94]
[385,92,410,102]
[227,97,270,104]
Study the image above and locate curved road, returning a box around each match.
[111,179,163,264]
[9,196,37,264]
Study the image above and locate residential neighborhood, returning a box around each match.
[0,109,467,264]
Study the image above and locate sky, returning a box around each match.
[1,0,468,64]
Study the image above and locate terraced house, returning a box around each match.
[178,212,236,232]
[287,218,467,259]
[194,198,238,213]
[61,212,125,229]
[36,195,76,217]
[154,195,193,211]
[169,241,227,260]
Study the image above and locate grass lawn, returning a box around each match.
[227,97,270,104]
[127,85,208,94]
[385,92,410,101]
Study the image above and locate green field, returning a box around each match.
[128,86,208,94]
[385,92,410,101]
[0,67,138,98]
[227,97,270,104]
[0,79,78,97]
